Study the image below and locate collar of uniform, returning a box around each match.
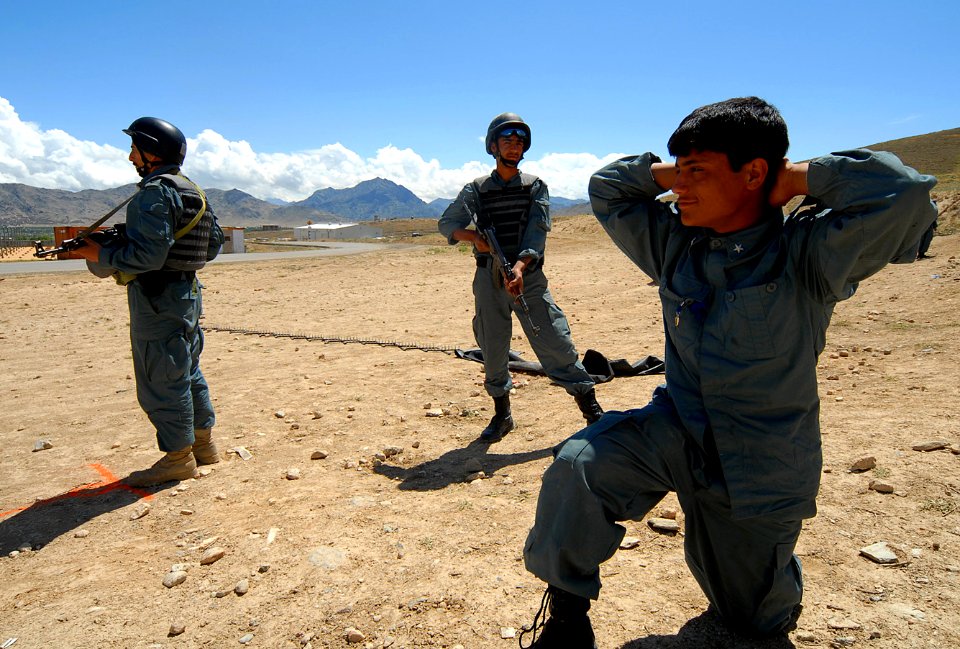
[702,211,782,260]
[138,164,182,187]
[490,170,523,187]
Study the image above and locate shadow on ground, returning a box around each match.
[0,478,173,555]
[373,437,554,490]
[618,610,797,649]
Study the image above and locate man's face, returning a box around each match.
[129,144,147,168]
[672,150,754,233]
[493,134,526,164]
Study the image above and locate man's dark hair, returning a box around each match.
[667,97,789,187]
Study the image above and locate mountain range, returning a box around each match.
[1,127,956,227]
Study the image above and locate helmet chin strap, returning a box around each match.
[133,144,152,177]
[496,152,523,168]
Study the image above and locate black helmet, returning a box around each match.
[123,117,187,165]
[485,112,531,155]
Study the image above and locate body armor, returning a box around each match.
[473,173,538,263]
[153,173,213,271]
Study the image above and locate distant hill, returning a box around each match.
[0,182,138,226]
[291,177,429,221]
[865,127,960,191]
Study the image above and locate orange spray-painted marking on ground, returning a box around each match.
[0,463,153,519]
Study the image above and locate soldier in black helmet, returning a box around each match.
[438,113,602,443]
[77,117,224,486]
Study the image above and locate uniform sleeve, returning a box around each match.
[801,149,938,300]
[100,183,177,273]
[437,183,476,245]
[518,179,550,262]
[589,153,677,281]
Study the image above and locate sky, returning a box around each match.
[1,1,957,203]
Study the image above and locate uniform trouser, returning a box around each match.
[128,277,215,453]
[472,262,594,398]
[523,400,804,636]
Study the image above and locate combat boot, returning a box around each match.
[124,447,198,487]
[480,394,515,443]
[520,586,597,649]
[192,427,220,465]
[574,389,603,425]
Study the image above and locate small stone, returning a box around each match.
[214,589,231,598]
[383,446,402,457]
[411,440,420,449]
[180,509,194,515]
[234,579,249,596]
[464,458,484,473]
[32,439,53,452]
[500,627,517,639]
[200,546,226,565]
[647,518,680,534]
[912,440,949,452]
[827,618,862,630]
[795,631,817,642]
[168,621,186,636]
[285,468,301,480]
[887,603,926,621]
[859,541,899,564]
[620,536,641,549]
[869,480,895,494]
[274,410,285,418]
[658,506,679,520]
[74,529,89,538]
[162,571,188,588]
[130,504,151,520]
[425,408,444,417]
[465,471,485,482]
[849,456,876,472]
[233,446,253,460]
[345,627,365,643]
[310,450,328,460]
[111,442,121,449]
[239,633,255,644]
[258,564,270,573]
[198,467,212,477]
[311,410,323,419]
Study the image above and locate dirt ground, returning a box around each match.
[0,215,958,649]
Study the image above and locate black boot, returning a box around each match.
[480,394,515,443]
[519,586,597,649]
[574,389,603,425]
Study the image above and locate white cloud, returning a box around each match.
[0,96,621,202]
[0,97,135,190]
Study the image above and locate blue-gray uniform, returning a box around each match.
[523,150,938,634]
[97,164,223,453]
[439,171,595,399]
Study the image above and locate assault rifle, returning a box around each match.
[33,194,136,258]
[463,198,540,336]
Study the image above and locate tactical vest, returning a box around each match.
[472,172,537,263]
[152,172,213,271]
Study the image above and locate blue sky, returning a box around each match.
[1,0,956,202]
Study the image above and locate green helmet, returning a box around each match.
[123,117,187,165]
[485,113,531,155]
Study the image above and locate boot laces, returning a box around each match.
[518,588,552,648]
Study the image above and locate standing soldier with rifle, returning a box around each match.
[439,113,602,443]
[76,117,224,486]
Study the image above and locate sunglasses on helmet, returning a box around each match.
[498,128,528,139]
